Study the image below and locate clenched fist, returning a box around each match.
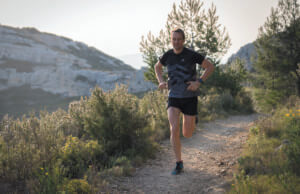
[158,81,168,90]
[186,81,201,91]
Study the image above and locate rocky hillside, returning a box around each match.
[0,24,156,119]
[226,42,257,71]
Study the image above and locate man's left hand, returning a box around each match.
[186,81,201,91]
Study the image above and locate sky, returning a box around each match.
[0,0,279,69]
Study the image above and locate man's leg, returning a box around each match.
[182,114,196,138]
[167,106,181,162]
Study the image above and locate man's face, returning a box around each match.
[171,32,185,50]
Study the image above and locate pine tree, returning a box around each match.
[139,0,231,84]
[253,0,300,110]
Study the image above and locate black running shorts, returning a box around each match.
[166,96,198,115]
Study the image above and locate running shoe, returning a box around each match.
[171,161,184,175]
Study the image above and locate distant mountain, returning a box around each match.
[226,42,257,71]
[0,24,156,119]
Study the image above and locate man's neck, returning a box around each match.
[173,47,184,54]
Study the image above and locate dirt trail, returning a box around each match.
[107,113,262,194]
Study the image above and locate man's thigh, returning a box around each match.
[181,97,198,136]
[167,106,181,130]
[182,114,196,133]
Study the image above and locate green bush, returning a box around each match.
[197,88,225,121]
[253,88,286,113]
[104,156,135,177]
[29,166,62,194]
[82,84,156,158]
[60,136,106,178]
[197,86,254,122]
[0,79,256,193]
[0,110,67,181]
[233,89,254,114]
[0,84,163,192]
[285,113,300,176]
[139,89,169,142]
[229,96,300,193]
[0,109,72,192]
[231,170,300,194]
[205,64,246,98]
[62,178,92,194]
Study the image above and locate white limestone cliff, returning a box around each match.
[0,24,156,98]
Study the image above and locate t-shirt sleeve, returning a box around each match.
[194,52,205,67]
[158,52,168,66]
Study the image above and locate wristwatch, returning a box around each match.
[197,78,204,84]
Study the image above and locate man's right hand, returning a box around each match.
[158,81,168,90]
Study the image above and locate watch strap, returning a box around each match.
[198,78,204,84]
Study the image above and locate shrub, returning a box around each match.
[60,136,106,178]
[83,84,157,159]
[62,178,92,194]
[229,96,300,193]
[233,89,255,114]
[0,110,66,181]
[139,89,169,141]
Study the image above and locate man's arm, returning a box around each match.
[154,61,168,89]
[186,58,215,91]
[154,61,165,83]
[199,59,215,82]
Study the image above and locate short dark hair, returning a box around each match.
[171,28,185,40]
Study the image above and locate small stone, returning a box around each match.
[220,169,226,174]
[229,161,236,166]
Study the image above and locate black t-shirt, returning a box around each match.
[159,47,205,98]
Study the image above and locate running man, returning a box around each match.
[154,28,215,175]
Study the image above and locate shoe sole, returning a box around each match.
[171,168,184,175]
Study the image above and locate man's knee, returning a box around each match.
[182,114,196,138]
[182,128,194,138]
[182,122,195,138]
[170,125,180,136]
